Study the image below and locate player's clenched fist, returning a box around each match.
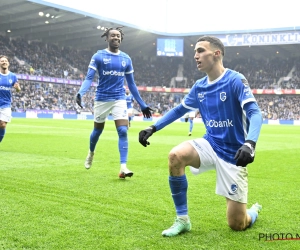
[139,125,156,147]
[234,140,256,167]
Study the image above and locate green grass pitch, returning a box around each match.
[0,118,299,250]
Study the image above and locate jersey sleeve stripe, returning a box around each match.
[241,98,256,108]
[125,70,134,74]
[182,101,197,110]
[89,65,97,71]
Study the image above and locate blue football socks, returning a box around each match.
[189,119,193,133]
[169,175,188,216]
[89,128,103,152]
[247,203,262,227]
[247,209,258,226]
[0,128,5,142]
[117,125,128,164]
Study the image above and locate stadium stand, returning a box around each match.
[0,34,300,120]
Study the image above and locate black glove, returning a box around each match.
[76,93,83,108]
[185,118,188,122]
[139,125,156,147]
[234,140,256,167]
[141,107,154,118]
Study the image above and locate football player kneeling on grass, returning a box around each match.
[139,36,263,237]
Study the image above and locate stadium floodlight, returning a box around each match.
[38,12,44,16]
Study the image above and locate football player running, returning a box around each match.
[0,55,21,144]
[76,27,153,178]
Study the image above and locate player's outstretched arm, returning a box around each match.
[138,104,189,147]
[125,74,153,118]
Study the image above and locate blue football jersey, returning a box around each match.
[0,71,18,108]
[88,49,133,101]
[126,94,134,109]
[182,69,257,164]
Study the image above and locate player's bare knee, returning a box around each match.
[168,149,182,166]
[228,219,246,231]
[168,150,186,176]
[0,121,7,129]
[169,149,180,165]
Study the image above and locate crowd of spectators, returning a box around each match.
[256,95,300,120]
[10,81,300,120]
[0,35,92,80]
[1,34,300,120]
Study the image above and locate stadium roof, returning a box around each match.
[1,0,300,60]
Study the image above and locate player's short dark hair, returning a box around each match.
[197,36,225,56]
[101,26,124,41]
[0,55,9,60]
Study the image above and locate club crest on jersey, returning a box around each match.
[220,92,226,102]
[103,58,111,64]
[9,79,13,84]
[121,61,126,67]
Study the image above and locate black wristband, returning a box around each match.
[150,125,157,133]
